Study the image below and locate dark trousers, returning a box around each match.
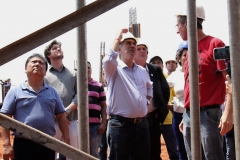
[99,120,108,160]
[13,137,55,160]
[172,111,188,160]
[224,127,236,160]
[160,124,179,160]
[108,117,150,160]
[147,115,161,160]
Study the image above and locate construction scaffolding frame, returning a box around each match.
[0,0,239,159]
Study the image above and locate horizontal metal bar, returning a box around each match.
[0,113,98,160]
[0,0,128,66]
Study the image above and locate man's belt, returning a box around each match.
[109,114,145,124]
[186,104,220,111]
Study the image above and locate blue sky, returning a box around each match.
[0,0,229,85]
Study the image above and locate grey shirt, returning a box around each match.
[45,66,78,121]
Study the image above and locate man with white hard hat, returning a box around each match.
[165,58,178,75]
[175,5,230,160]
[103,29,153,160]
[134,39,178,160]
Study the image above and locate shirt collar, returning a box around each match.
[21,81,49,90]
[118,59,138,70]
[88,78,97,84]
[49,65,65,72]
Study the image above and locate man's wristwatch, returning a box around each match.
[65,108,71,115]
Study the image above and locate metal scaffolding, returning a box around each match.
[0,0,128,159]
[0,0,240,159]
[186,1,201,159]
[227,0,240,159]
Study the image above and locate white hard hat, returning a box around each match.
[165,56,178,65]
[120,32,138,43]
[196,6,205,20]
[175,5,205,20]
[137,38,148,49]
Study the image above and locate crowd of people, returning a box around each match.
[0,5,235,160]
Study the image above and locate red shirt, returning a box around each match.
[184,36,226,108]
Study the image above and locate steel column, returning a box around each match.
[76,0,89,154]
[227,0,240,159]
[186,0,201,159]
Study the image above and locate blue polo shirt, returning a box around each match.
[0,82,65,136]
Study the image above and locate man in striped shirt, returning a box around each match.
[87,61,107,158]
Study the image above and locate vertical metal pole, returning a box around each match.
[227,0,240,159]
[186,0,201,159]
[76,0,89,154]
[99,42,103,83]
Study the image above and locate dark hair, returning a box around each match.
[25,53,48,71]
[177,15,187,25]
[177,15,203,29]
[176,49,187,66]
[149,56,163,64]
[44,40,61,65]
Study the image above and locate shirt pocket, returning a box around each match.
[135,79,147,96]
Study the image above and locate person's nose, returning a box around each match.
[176,29,180,34]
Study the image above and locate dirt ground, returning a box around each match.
[0,135,169,160]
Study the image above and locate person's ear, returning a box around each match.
[184,20,187,26]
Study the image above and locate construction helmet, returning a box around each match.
[165,56,178,66]
[137,38,148,49]
[177,41,188,52]
[175,5,205,20]
[120,32,138,44]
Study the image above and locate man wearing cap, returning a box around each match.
[103,28,153,160]
[44,40,78,160]
[175,6,230,160]
[134,40,179,160]
[165,59,178,76]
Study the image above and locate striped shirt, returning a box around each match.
[88,79,106,123]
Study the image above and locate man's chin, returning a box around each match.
[53,56,64,60]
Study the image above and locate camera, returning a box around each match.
[213,46,231,77]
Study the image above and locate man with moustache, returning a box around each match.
[134,39,178,160]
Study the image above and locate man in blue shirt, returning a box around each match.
[0,53,69,160]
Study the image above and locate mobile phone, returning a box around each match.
[213,46,230,60]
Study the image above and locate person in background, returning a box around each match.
[165,58,178,76]
[167,41,188,160]
[221,75,235,160]
[44,40,78,160]
[103,29,152,160]
[87,61,107,158]
[0,78,11,96]
[134,39,171,160]
[149,56,179,160]
[99,70,109,160]
[0,53,70,160]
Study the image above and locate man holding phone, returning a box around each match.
[175,6,227,160]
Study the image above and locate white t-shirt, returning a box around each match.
[167,69,185,113]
